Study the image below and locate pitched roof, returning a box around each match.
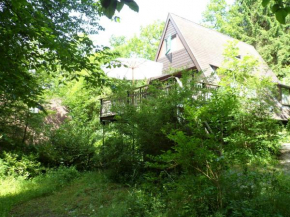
[160,13,279,83]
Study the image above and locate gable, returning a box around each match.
[155,20,195,73]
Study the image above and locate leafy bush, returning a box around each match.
[221,170,290,217]
[124,189,166,217]
[98,77,184,182]
[158,169,290,217]
[99,135,142,183]
[37,123,98,170]
[164,174,220,217]
[0,152,44,178]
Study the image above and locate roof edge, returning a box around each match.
[154,14,171,61]
[168,13,202,71]
[169,13,256,50]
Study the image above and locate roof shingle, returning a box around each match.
[169,13,279,83]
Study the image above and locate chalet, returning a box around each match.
[100,13,290,123]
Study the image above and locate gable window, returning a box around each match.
[281,87,290,105]
[165,34,172,54]
[165,34,178,54]
[158,32,184,58]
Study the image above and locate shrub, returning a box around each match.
[99,135,142,183]
[37,123,98,170]
[0,152,44,178]
[98,77,185,182]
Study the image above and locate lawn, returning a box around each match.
[0,169,136,217]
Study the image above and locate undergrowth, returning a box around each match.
[0,166,78,216]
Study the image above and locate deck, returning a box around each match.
[99,77,219,124]
[100,79,290,124]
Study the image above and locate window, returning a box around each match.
[165,34,171,54]
[235,55,241,59]
[281,87,290,105]
[165,34,178,54]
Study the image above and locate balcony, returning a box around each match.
[99,77,219,124]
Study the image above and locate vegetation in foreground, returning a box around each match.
[1,41,290,217]
[1,1,290,216]
[2,167,290,217]
[1,171,135,217]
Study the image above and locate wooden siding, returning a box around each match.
[157,21,178,59]
[156,20,195,73]
[157,49,195,73]
[164,20,176,38]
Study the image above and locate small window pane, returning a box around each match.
[281,87,290,105]
[165,34,171,54]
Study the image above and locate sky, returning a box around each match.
[91,0,212,47]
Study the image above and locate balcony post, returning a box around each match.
[100,98,103,118]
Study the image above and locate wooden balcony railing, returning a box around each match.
[100,81,290,123]
[99,77,219,123]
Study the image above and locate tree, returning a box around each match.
[202,0,290,80]
[109,20,164,60]
[0,0,137,152]
[0,0,137,106]
[100,0,139,19]
[262,0,290,24]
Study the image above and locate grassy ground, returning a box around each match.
[0,167,74,216]
[2,168,290,217]
[0,171,136,217]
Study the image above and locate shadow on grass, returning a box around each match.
[0,170,133,217]
[0,167,79,217]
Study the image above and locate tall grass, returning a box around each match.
[0,166,78,216]
[1,170,166,217]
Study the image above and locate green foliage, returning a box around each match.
[98,76,186,182]
[3,169,290,217]
[0,152,43,178]
[0,166,79,216]
[221,170,290,216]
[164,174,222,216]
[2,171,168,217]
[36,78,103,170]
[99,135,141,182]
[0,100,47,151]
[110,20,164,60]
[262,0,290,24]
[37,123,98,170]
[161,170,290,217]
[100,0,139,19]
[202,0,290,80]
[125,189,166,217]
[150,87,279,212]
[0,0,107,105]
[0,0,119,160]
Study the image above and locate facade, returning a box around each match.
[100,13,290,122]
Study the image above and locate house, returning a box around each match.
[100,13,290,123]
